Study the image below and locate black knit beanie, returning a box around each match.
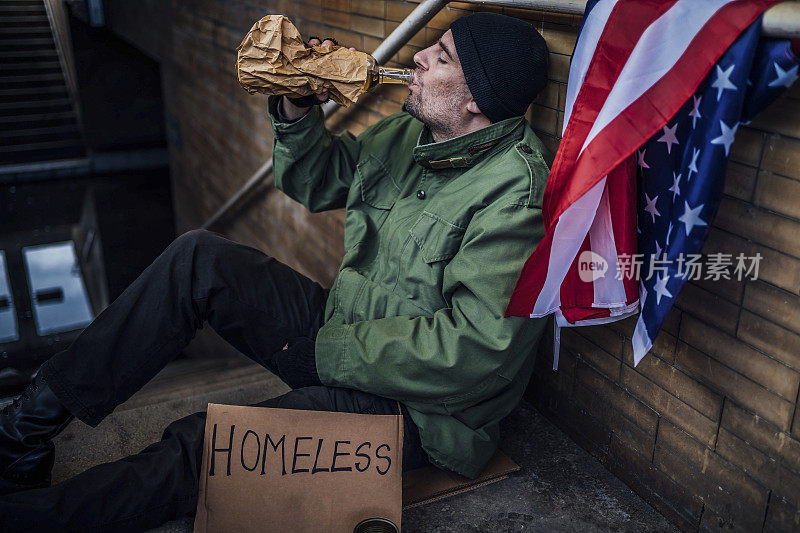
[450,12,549,123]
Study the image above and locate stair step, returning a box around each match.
[0,124,78,140]
[0,110,75,124]
[0,72,63,83]
[0,138,83,154]
[0,1,45,7]
[0,37,53,46]
[0,23,50,32]
[0,24,50,34]
[1,81,66,93]
[0,146,87,166]
[50,360,286,487]
[0,118,78,134]
[0,94,69,108]
[0,49,58,59]
[0,25,49,36]
[0,37,55,47]
[119,359,285,412]
[2,80,67,92]
[0,97,71,112]
[0,85,68,98]
[0,119,77,135]
[1,135,82,152]
[1,60,62,73]
[0,7,46,17]
[0,16,49,24]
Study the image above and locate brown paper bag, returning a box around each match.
[236,14,371,106]
[194,404,403,533]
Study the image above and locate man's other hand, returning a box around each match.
[269,336,322,389]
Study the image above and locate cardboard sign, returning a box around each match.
[402,449,520,509]
[194,404,403,533]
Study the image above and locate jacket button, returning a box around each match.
[416,189,426,200]
[520,144,533,154]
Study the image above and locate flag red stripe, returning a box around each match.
[560,233,595,308]
[547,0,779,225]
[545,0,680,227]
[609,157,640,309]
[558,159,638,322]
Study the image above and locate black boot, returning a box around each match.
[0,373,73,495]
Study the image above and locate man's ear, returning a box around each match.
[466,99,483,116]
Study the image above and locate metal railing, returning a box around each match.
[201,0,448,229]
[202,0,800,229]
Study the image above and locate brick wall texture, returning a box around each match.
[101,1,800,530]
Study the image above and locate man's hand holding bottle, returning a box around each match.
[279,37,358,120]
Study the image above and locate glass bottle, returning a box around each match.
[362,56,413,93]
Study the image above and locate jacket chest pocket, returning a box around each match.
[345,155,402,253]
[356,155,400,210]
[402,212,467,312]
[409,212,467,264]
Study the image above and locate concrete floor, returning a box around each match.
[402,401,676,532]
[45,356,676,532]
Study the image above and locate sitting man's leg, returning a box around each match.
[0,386,428,532]
[0,229,329,493]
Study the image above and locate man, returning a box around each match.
[0,12,550,530]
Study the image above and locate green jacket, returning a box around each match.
[267,95,550,478]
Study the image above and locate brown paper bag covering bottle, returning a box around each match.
[236,15,411,106]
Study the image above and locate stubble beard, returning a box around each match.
[404,90,425,122]
[404,86,466,142]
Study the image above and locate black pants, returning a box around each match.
[0,230,428,531]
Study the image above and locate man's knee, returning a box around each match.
[171,229,221,251]
[254,387,398,415]
[252,386,340,413]
[152,230,227,278]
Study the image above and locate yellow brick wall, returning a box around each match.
[102,1,800,530]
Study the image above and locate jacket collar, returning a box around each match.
[409,111,526,170]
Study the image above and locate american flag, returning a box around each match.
[504,0,798,366]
